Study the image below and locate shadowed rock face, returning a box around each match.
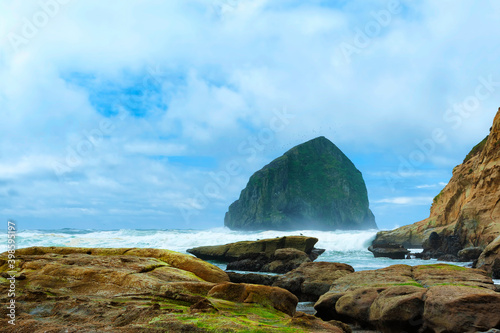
[476,235,500,278]
[368,243,410,259]
[373,108,500,250]
[224,136,377,231]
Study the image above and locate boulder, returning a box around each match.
[224,136,377,231]
[187,235,319,261]
[189,236,324,274]
[476,235,500,278]
[261,248,312,273]
[368,243,410,259]
[273,262,354,301]
[423,285,500,332]
[207,282,298,316]
[226,247,313,273]
[289,312,351,333]
[227,272,278,286]
[369,285,426,333]
[314,263,499,332]
[457,246,484,262]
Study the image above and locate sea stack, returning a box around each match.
[224,136,377,230]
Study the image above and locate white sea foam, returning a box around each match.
[2,227,378,253]
[0,228,477,272]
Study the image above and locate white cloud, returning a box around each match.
[374,197,434,205]
[0,0,499,229]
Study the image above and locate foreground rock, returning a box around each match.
[373,108,500,251]
[224,136,377,231]
[368,243,410,259]
[273,262,354,302]
[476,235,500,278]
[315,263,500,333]
[188,236,324,273]
[0,247,349,332]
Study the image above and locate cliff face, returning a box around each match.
[374,108,500,248]
[224,136,377,230]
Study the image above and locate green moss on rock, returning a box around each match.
[463,135,488,163]
[225,136,377,230]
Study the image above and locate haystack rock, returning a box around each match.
[224,136,377,230]
[373,108,500,252]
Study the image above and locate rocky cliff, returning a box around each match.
[224,136,377,230]
[374,108,500,249]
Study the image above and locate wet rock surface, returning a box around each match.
[368,243,410,259]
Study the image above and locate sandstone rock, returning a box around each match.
[314,263,499,332]
[423,285,500,332]
[368,243,410,259]
[15,246,229,283]
[273,262,354,301]
[289,311,351,333]
[369,285,426,333]
[225,247,313,273]
[207,282,298,316]
[0,246,335,332]
[187,235,318,261]
[224,136,377,231]
[372,108,500,250]
[261,248,312,273]
[476,235,500,278]
[335,287,383,327]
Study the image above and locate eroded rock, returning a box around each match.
[273,262,354,301]
[314,263,499,333]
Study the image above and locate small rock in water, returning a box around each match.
[368,243,410,259]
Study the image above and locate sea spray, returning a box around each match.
[4,227,377,252]
[0,227,471,272]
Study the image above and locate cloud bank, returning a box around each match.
[0,0,499,229]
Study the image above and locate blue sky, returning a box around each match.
[1,0,499,230]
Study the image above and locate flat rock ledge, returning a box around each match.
[188,236,325,273]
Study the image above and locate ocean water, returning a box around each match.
[0,227,480,273]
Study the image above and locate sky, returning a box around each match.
[0,0,499,231]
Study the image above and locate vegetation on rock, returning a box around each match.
[225,136,377,230]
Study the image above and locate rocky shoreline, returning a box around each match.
[3,235,499,332]
[372,108,500,261]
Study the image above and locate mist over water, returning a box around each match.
[3,227,470,272]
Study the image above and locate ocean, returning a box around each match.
[2,227,486,274]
